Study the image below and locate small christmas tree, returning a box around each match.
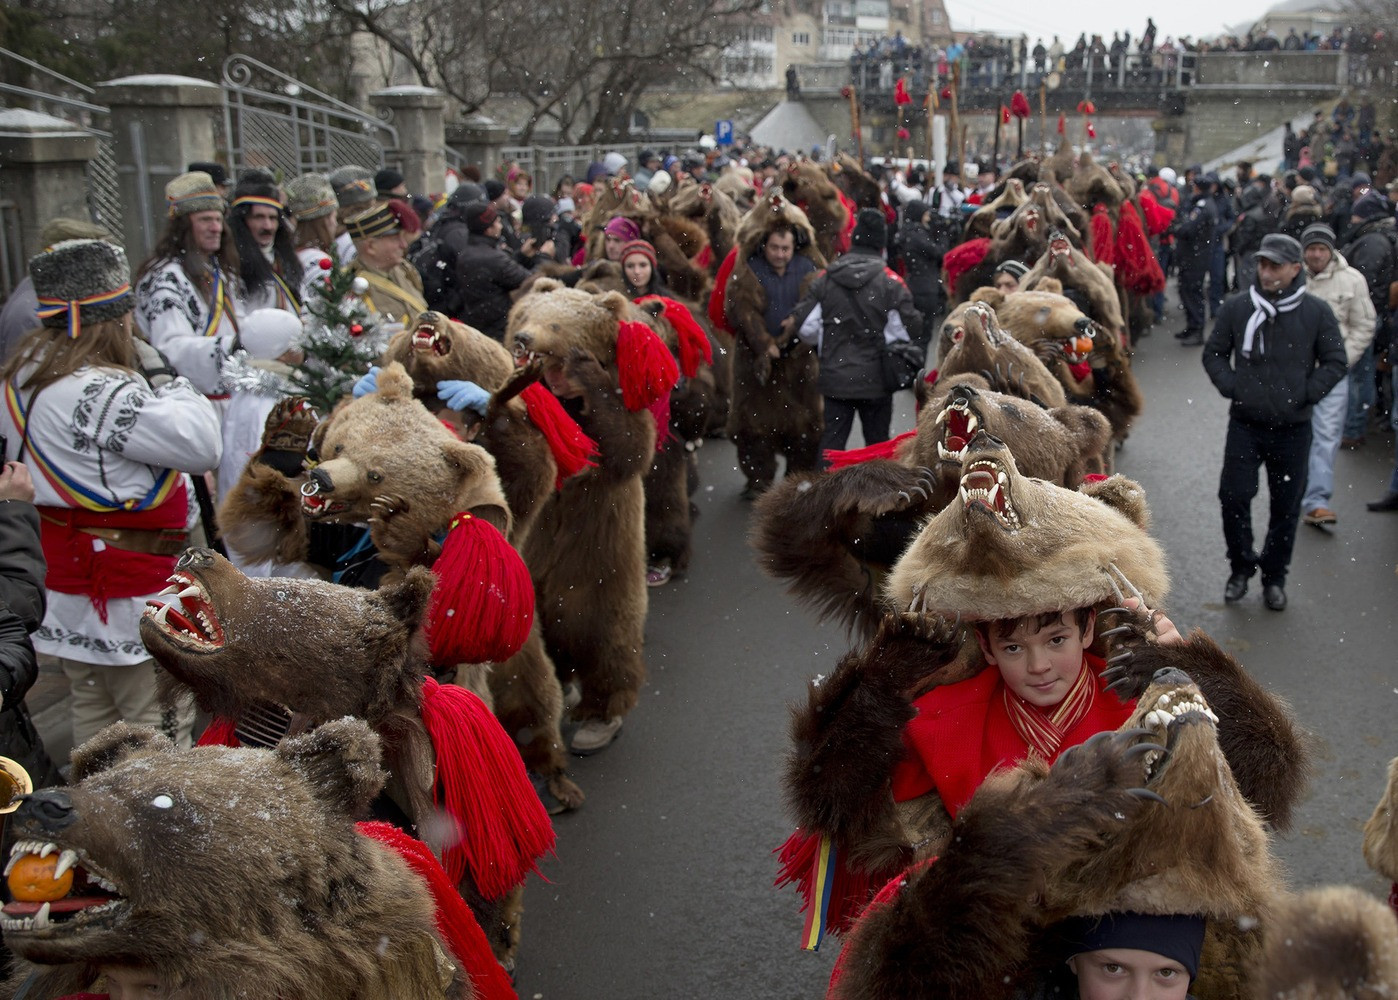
[289,255,391,412]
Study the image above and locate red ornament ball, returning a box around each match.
[349,324,364,337]
[318,258,332,271]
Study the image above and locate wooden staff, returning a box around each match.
[926,81,938,166]
[949,63,961,171]
[1039,81,1047,154]
[992,104,1002,175]
[846,85,864,164]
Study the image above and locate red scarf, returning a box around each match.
[38,480,188,622]
[1001,659,1095,761]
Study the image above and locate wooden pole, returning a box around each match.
[926,82,937,166]
[992,105,1002,176]
[949,63,961,171]
[1038,81,1047,154]
[847,86,864,164]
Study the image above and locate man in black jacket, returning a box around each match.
[894,200,947,346]
[1172,177,1218,344]
[454,201,531,341]
[1203,234,1348,611]
[789,209,922,457]
[1338,188,1395,446]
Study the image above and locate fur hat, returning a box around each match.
[165,171,225,218]
[885,434,1168,621]
[342,202,401,241]
[850,208,887,250]
[619,239,657,268]
[38,217,110,246]
[186,161,228,187]
[1289,184,1318,207]
[29,239,134,337]
[328,166,376,209]
[239,308,303,360]
[374,168,405,195]
[384,198,421,235]
[285,174,339,222]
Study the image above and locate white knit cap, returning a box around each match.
[602,151,628,175]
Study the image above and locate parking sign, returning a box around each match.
[715,120,734,146]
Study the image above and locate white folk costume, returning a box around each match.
[229,185,302,316]
[3,239,222,746]
[133,172,240,397]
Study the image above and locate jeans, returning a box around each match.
[1302,374,1349,510]
[1219,418,1312,586]
[820,395,893,460]
[1345,343,1376,439]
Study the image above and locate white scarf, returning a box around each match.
[1242,282,1306,359]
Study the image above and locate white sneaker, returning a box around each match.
[570,716,623,755]
[563,680,582,712]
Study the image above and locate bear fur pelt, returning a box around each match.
[138,549,555,967]
[0,719,515,1000]
[780,159,852,261]
[1023,229,1127,339]
[750,373,1110,638]
[506,280,666,725]
[722,190,826,491]
[830,665,1288,1000]
[581,178,711,300]
[668,181,742,274]
[934,300,1068,407]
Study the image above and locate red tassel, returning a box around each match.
[616,319,679,412]
[641,296,712,377]
[708,248,738,333]
[824,430,917,470]
[1114,200,1165,295]
[835,189,857,254]
[774,828,881,936]
[196,717,240,748]
[942,237,990,291]
[357,821,518,1000]
[894,77,911,105]
[519,382,598,488]
[1000,105,1010,125]
[1057,113,1066,135]
[425,513,534,666]
[417,677,555,900]
[1011,90,1031,119]
[1086,121,1096,139]
[1088,205,1115,266]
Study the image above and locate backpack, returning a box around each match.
[408,228,461,317]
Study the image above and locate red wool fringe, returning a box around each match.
[824,430,918,470]
[615,319,680,412]
[197,717,240,748]
[425,513,534,666]
[1088,205,1116,266]
[640,295,713,377]
[834,190,857,254]
[519,382,598,488]
[1114,200,1165,295]
[708,248,738,333]
[943,237,990,292]
[774,828,879,936]
[1138,190,1176,236]
[357,821,518,1000]
[418,677,555,900]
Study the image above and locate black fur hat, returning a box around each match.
[30,239,134,334]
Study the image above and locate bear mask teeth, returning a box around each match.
[412,324,450,357]
[2,841,125,934]
[142,572,225,649]
[936,402,978,462]
[958,459,1020,531]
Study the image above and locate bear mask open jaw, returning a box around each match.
[412,320,451,357]
[958,457,1021,531]
[2,840,126,937]
[1048,231,1073,266]
[1131,677,1223,800]
[141,570,225,651]
[935,393,980,464]
[298,480,348,519]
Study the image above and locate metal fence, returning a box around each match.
[0,199,23,303]
[0,47,123,245]
[221,55,398,179]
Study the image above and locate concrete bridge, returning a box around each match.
[789,51,1361,166]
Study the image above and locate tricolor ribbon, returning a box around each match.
[800,833,838,952]
[5,380,180,512]
[34,284,132,340]
[231,194,285,212]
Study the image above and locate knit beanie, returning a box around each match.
[448,182,486,208]
[994,259,1030,279]
[285,174,339,222]
[1351,189,1391,222]
[1300,222,1336,249]
[556,197,576,215]
[850,208,887,250]
[602,151,629,176]
[521,195,557,234]
[165,171,225,218]
[375,168,406,195]
[463,201,498,235]
[483,179,506,202]
[603,217,642,243]
[619,239,658,268]
[329,166,377,209]
[30,239,134,336]
[647,170,673,196]
[1058,912,1206,981]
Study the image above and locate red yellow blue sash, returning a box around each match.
[202,264,231,338]
[34,284,132,340]
[5,381,180,512]
[800,833,838,952]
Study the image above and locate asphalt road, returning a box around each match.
[512,300,1398,999]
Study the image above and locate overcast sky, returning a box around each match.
[941,0,1277,44]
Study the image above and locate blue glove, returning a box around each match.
[352,366,380,398]
[437,379,491,415]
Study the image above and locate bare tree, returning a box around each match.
[320,0,762,141]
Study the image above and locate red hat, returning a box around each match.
[385,197,422,234]
[619,239,657,268]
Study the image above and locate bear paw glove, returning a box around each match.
[436,379,491,415]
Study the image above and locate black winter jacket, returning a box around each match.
[1202,276,1348,427]
[1339,217,1396,312]
[895,213,948,314]
[789,249,922,399]
[455,232,532,341]
[1172,194,1217,271]
[0,501,60,789]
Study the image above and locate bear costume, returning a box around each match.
[0,719,515,999]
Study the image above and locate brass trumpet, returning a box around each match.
[0,756,33,815]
